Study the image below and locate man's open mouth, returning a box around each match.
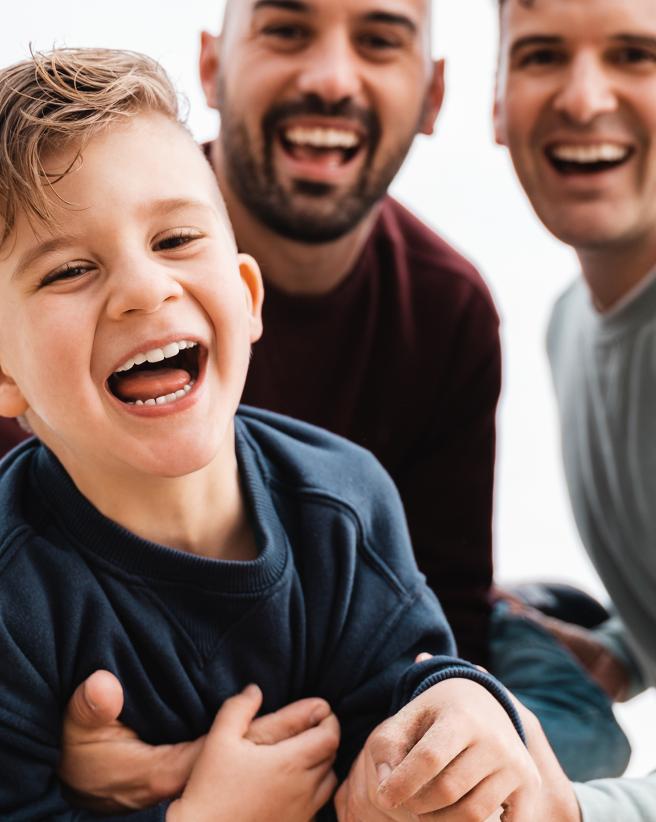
[278,124,364,168]
[107,339,204,406]
[546,143,634,175]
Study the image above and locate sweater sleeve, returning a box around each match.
[574,773,656,821]
[323,452,522,781]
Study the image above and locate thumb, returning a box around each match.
[210,684,263,740]
[66,670,124,730]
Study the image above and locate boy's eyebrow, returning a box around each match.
[147,197,215,217]
[14,236,80,280]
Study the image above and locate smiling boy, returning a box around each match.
[0,48,541,820]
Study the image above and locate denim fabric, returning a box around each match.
[489,602,631,781]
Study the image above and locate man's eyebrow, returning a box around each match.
[253,0,310,13]
[611,33,656,49]
[362,11,417,34]
[510,34,564,57]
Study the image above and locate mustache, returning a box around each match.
[262,95,380,145]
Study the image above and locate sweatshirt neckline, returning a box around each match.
[29,419,288,593]
[586,268,656,339]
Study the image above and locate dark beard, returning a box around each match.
[217,92,417,244]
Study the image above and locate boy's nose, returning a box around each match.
[553,54,618,125]
[296,33,363,105]
[106,260,184,319]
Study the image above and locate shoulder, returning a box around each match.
[236,406,397,506]
[0,439,40,556]
[377,197,498,321]
[547,278,585,366]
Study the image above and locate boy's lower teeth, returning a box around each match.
[127,381,194,407]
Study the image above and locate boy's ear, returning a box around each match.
[0,366,28,418]
[419,59,445,136]
[237,254,264,344]
[199,31,222,112]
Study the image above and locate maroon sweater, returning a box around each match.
[243,198,500,664]
[0,198,499,663]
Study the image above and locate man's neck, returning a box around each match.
[578,238,656,312]
[211,141,380,296]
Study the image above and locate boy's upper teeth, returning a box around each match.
[285,126,360,149]
[550,143,629,163]
[115,340,197,373]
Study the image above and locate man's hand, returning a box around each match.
[536,614,630,702]
[60,670,337,813]
[508,696,582,822]
[335,678,541,821]
[166,684,339,822]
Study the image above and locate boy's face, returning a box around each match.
[200,0,443,242]
[494,0,656,253]
[0,114,263,483]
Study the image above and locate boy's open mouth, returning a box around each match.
[108,340,203,406]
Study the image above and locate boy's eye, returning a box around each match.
[153,230,202,252]
[39,262,92,288]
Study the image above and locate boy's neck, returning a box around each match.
[53,425,258,562]
[211,141,380,296]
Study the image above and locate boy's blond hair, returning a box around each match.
[0,48,182,247]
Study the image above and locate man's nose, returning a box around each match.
[106,257,184,319]
[296,32,363,104]
[553,54,618,124]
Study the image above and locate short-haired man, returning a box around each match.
[494,0,656,817]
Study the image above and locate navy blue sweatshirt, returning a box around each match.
[0,408,520,820]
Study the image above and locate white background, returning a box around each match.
[4,0,655,774]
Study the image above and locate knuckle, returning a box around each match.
[436,772,466,806]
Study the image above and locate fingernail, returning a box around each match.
[310,705,328,724]
[242,683,259,697]
[82,680,98,711]
[376,762,392,786]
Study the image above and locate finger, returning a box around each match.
[278,710,341,767]
[247,697,332,744]
[419,770,515,822]
[208,684,263,740]
[401,742,498,815]
[415,653,433,664]
[375,722,463,810]
[65,670,124,729]
[309,767,339,817]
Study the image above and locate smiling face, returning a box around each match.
[200,0,443,243]
[495,0,656,254]
[0,114,263,489]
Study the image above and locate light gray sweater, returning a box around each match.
[547,273,656,821]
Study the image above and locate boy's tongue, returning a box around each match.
[114,367,191,402]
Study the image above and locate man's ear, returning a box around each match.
[238,254,264,344]
[493,93,508,146]
[419,59,446,136]
[0,367,28,418]
[199,31,222,112]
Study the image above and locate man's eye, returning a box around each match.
[154,230,200,251]
[518,49,565,68]
[39,263,91,288]
[262,24,309,43]
[358,32,401,52]
[611,46,656,66]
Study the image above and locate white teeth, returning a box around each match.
[285,126,360,150]
[115,340,197,374]
[128,380,195,408]
[550,143,629,163]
